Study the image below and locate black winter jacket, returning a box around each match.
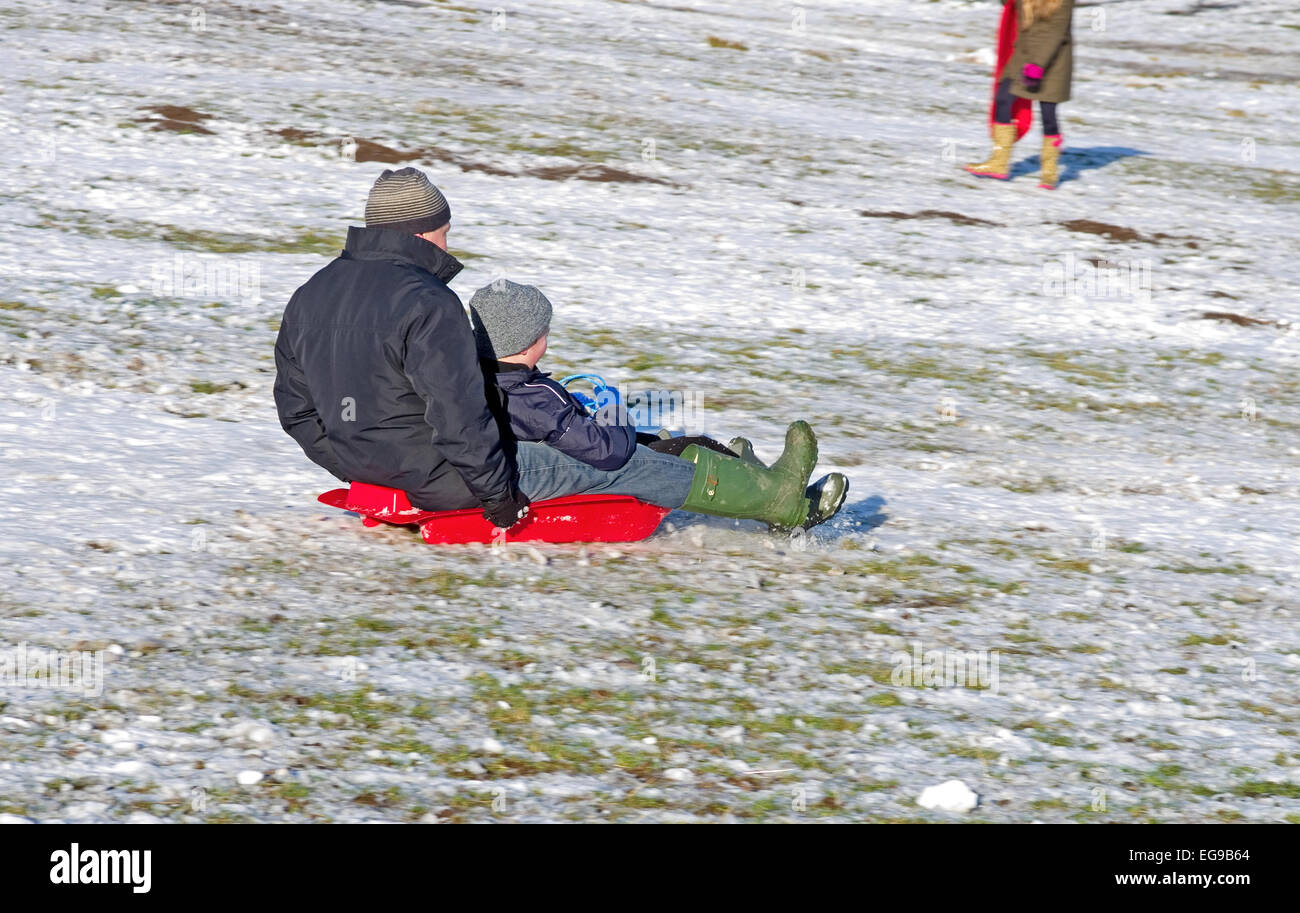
[484,361,637,472]
[274,227,514,510]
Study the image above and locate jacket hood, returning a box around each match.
[491,363,550,391]
[342,225,464,284]
[490,360,535,375]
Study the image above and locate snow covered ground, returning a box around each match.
[0,0,1297,822]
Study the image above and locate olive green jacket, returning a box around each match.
[1006,0,1075,103]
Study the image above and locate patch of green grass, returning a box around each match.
[850,554,941,582]
[406,569,479,600]
[1024,350,1128,386]
[1002,477,1071,494]
[947,745,999,762]
[1231,781,1300,799]
[156,226,341,256]
[623,351,672,373]
[1157,348,1224,368]
[866,619,903,636]
[649,602,682,629]
[1141,764,1185,789]
[1248,172,1300,205]
[189,380,232,394]
[1039,556,1094,573]
[1238,701,1279,717]
[618,794,670,809]
[282,687,388,730]
[1059,611,1096,622]
[275,782,311,800]
[971,577,1026,595]
[446,247,486,261]
[821,660,894,684]
[1158,563,1253,576]
[1179,633,1231,647]
[1036,732,1075,747]
[857,779,899,792]
[500,137,609,162]
[45,209,343,257]
[1030,797,1071,810]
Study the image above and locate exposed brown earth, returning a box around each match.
[140,104,215,135]
[269,128,678,185]
[861,209,1002,227]
[1199,311,1285,327]
[1060,219,1199,248]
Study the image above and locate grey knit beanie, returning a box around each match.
[468,280,553,359]
[364,167,451,234]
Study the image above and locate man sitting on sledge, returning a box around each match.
[273,167,845,531]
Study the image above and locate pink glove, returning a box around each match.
[1022,63,1044,92]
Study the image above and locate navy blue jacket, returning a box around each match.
[485,362,637,472]
[274,227,514,511]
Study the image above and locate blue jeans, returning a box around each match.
[515,442,693,508]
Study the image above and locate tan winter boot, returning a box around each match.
[1039,134,1063,189]
[964,123,1017,180]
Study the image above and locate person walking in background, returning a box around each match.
[965,0,1075,189]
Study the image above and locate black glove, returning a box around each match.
[481,486,531,529]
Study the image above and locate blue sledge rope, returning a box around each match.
[560,373,679,437]
[558,373,619,415]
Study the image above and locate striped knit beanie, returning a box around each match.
[364,167,451,234]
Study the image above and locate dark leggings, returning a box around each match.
[994,78,1059,136]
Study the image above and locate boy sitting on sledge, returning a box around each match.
[468,279,848,530]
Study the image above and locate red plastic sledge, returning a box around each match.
[318,482,671,545]
[992,1,1033,141]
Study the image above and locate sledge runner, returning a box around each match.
[965,0,1075,189]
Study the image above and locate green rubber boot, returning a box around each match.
[803,472,849,529]
[682,422,818,529]
[731,434,848,529]
[727,436,764,467]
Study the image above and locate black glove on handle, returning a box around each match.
[482,486,531,529]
